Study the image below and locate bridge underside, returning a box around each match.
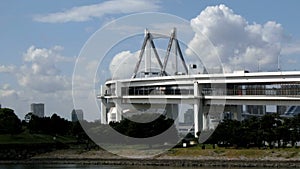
[120,96,300,106]
[99,77,300,143]
[100,93,300,140]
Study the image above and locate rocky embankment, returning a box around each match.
[2,148,300,168]
[9,149,300,168]
[0,143,68,160]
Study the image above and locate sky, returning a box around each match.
[1,0,300,121]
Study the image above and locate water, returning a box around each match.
[0,165,118,169]
[0,165,287,169]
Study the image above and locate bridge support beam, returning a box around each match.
[235,105,242,121]
[194,101,203,137]
[100,86,108,124]
[115,100,123,122]
[100,101,107,124]
[115,81,123,122]
[194,81,204,137]
[165,104,179,126]
[203,112,209,131]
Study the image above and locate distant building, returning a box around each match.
[184,109,194,125]
[221,112,234,120]
[71,109,84,122]
[177,109,195,135]
[246,105,266,115]
[277,106,287,114]
[178,123,194,135]
[31,103,44,117]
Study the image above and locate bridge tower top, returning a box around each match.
[131,28,189,78]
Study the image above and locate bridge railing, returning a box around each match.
[118,87,300,97]
[121,86,194,96]
[204,88,300,97]
[103,86,300,97]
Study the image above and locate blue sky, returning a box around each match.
[1,0,300,120]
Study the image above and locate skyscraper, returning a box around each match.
[31,103,44,117]
[71,109,84,122]
[184,108,194,125]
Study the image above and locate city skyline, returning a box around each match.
[1,1,300,120]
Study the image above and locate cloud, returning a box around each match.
[109,47,193,79]
[282,41,300,55]
[110,51,139,79]
[0,46,75,119]
[0,84,18,98]
[0,84,24,116]
[109,50,170,79]
[287,59,298,64]
[17,46,72,93]
[34,0,161,23]
[0,65,16,73]
[187,4,290,72]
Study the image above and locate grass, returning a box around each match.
[164,144,300,159]
[2,133,300,160]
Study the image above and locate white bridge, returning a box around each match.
[98,28,300,140]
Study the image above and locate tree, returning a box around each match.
[0,108,22,134]
[50,113,71,135]
[287,114,300,146]
[241,116,263,148]
[208,119,242,147]
[28,113,72,135]
[109,113,178,144]
[260,114,278,148]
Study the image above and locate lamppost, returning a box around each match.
[277,54,281,71]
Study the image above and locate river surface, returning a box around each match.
[0,164,287,169]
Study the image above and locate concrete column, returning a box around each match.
[203,112,208,131]
[115,100,122,122]
[194,81,203,137]
[115,81,122,97]
[115,81,123,122]
[236,105,243,121]
[165,104,178,121]
[232,105,243,121]
[100,101,107,124]
[172,104,179,126]
[165,104,172,119]
[194,102,203,137]
[100,85,107,124]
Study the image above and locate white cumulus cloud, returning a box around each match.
[0,84,18,98]
[0,46,75,119]
[187,4,290,72]
[17,45,72,93]
[0,65,16,73]
[109,51,139,79]
[34,0,161,23]
[109,48,194,79]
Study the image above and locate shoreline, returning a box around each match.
[1,156,300,168]
[1,148,300,168]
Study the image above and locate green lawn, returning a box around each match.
[165,144,300,159]
[2,132,300,160]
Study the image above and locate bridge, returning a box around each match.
[98,28,300,141]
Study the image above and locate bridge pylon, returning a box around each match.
[132,28,188,78]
